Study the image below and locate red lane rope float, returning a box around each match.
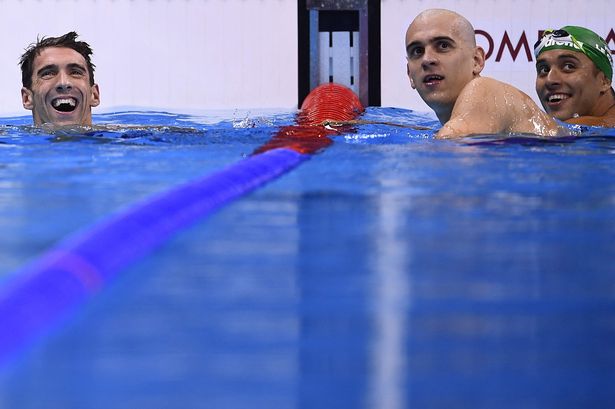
[298,82,364,126]
[254,83,364,154]
[0,83,363,370]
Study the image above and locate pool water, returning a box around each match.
[0,108,614,408]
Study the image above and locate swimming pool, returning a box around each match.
[0,107,614,408]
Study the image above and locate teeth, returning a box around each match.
[548,94,569,103]
[425,75,443,82]
[52,98,76,108]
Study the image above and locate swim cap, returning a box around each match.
[534,26,613,80]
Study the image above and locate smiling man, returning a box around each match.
[405,9,561,138]
[20,32,100,127]
[534,26,615,127]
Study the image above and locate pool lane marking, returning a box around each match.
[0,83,364,370]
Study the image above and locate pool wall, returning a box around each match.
[0,0,612,115]
[382,0,615,111]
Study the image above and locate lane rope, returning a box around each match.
[0,83,363,369]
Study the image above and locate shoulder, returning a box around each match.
[566,101,615,127]
[467,76,503,89]
[452,77,518,119]
[438,78,510,137]
[566,115,615,127]
[460,77,525,101]
[459,77,548,122]
[454,77,528,115]
[443,76,560,137]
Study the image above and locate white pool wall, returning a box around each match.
[382,0,615,112]
[0,0,612,116]
[0,0,297,115]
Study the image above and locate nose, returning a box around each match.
[544,68,562,88]
[421,46,438,69]
[55,70,73,92]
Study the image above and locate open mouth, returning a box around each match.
[52,97,78,113]
[423,75,444,85]
[546,93,570,105]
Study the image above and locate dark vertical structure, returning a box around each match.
[298,0,381,107]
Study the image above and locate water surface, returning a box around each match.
[0,108,614,408]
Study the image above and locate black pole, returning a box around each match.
[367,0,381,106]
[298,0,310,107]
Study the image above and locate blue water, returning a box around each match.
[0,108,614,408]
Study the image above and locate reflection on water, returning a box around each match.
[0,109,614,408]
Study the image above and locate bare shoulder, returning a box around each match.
[455,77,527,114]
[444,76,561,137]
[451,77,518,120]
[461,77,528,103]
[438,78,508,138]
[566,104,615,127]
[566,115,615,127]
[466,76,502,89]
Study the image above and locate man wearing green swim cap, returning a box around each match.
[534,26,615,127]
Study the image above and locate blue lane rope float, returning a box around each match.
[0,83,364,369]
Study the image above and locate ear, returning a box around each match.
[406,60,416,89]
[90,84,100,107]
[472,46,486,76]
[21,87,33,110]
[598,72,612,94]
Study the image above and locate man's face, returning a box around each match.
[405,14,479,111]
[535,49,607,120]
[21,47,100,126]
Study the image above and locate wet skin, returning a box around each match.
[535,49,610,120]
[405,12,481,123]
[21,47,100,126]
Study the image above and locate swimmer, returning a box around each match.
[405,9,562,138]
[534,26,615,127]
[20,32,100,127]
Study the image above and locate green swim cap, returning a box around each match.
[534,25,613,80]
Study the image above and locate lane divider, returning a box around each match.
[0,83,363,369]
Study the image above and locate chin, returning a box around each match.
[423,95,452,110]
[548,111,571,121]
[53,119,81,126]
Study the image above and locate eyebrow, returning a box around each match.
[406,36,455,53]
[536,53,583,67]
[36,64,58,76]
[555,53,582,62]
[36,62,87,76]
[66,63,87,72]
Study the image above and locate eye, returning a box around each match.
[536,64,549,76]
[562,62,576,72]
[437,41,452,51]
[39,68,56,79]
[70,68,85,77]
[408,46,424,59]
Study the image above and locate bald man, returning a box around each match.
[405,9,562,138]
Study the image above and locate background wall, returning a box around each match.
[0,0,613,116]
[381,0,615,112]
[0,0,297,115]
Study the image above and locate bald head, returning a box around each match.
[406,9,476,48]
[404,8,485,123]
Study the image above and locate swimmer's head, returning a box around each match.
[19,32,100,126]
[534,26,612,80]
[20,32,96,89]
